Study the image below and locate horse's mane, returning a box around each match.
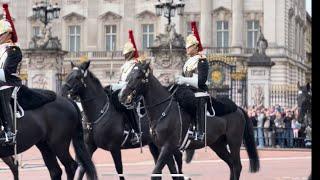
[87,70,103,89]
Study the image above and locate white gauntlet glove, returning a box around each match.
[175,74,198,89]
[111,81,127,91]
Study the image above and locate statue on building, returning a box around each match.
[255,26,268,55]
[253,85,264,107]
[29,25,61,50]
[153,23,185,48]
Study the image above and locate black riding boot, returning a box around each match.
[128,110,140,145]
[0,88,15,145]
[194,97,206,141]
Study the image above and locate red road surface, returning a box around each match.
[0,147,311,180]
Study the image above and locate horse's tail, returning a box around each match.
[70,100,98,180]
[185,149,195,163]
[239,107,260,173]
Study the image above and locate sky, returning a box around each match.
[306,0,311,16]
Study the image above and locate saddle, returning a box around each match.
[169,84,238,117]
[15,85,56,111]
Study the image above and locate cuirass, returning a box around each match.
[120,59,135,82]
[183,55,200,77]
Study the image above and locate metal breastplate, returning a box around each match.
[0,43,10,69]
[120,60,135,82]
[183,55,200,77]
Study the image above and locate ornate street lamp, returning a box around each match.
[32,0,60,27]
[155,0,185,25]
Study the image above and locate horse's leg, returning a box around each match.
[76,143,97,180]
[209,142,234,180]
[53,143,78,180]
[148,143,160,164]
[111,148,125,180]
[36,143,62,180]
[227,141,242,180]
[2,156,19,180]
[173,150,183,175]
[166,154,185,180]
[151,145,174,180]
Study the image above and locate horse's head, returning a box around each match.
[118,62,151,107]
[297,83,312,124]
[63,61,91,98]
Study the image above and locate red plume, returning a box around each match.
[2,4,18,43]
[128,30,139,59]
[191,21,202,51]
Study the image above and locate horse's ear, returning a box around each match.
[70,61,75,69]
[143,62,150,70]
[81,60,91,70]
[306,83,311,91]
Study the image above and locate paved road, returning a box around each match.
[0,147,311,180]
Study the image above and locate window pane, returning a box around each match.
[143,34,148,49]
[224,32,229,47]
[254,21,259,29]
[106,35,111,51]
[149,24,154,32]
[70,36,75,51]
[247,21,252,29]
[112,25,116,33]
[217,21,222,30]
[247,32,253,48]
[149,34,154,47]
[69,26,75,35]
[143,25,148,33]
[112,35,116,50]
[106,25,110,33]
[224,21,228,30]
[217,32,222,47]
[76,36,80,51]
[76,26,80,34]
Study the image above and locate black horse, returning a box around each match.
[1,156,18,180]
[297,83,312,128]
[62,61,186,180]
[297,83,312,180]
[0,88,97,180]
[119,62,260,180]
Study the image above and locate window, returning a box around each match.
[32,26,40,37]
[68,26,81,52]
[186,21,199,35]
[216,21,229,47]
[105,25,117,51]
[142,24,154,49]
[247,20,259,48]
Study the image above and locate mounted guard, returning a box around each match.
[110,30,141,145]
[0,4,21,145]
[174,22,237,142]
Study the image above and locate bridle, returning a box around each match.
[64,67,110,130]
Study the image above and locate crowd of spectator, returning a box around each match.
[245,105,310,148]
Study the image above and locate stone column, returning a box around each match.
[231,0,244,52]
[200,0,212,48]
[23,49,68,92]
[247,54,274,108]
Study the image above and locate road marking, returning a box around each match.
[0,156,311,173]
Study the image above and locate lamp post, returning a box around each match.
[155,0,185,25]
[32,0,60,27]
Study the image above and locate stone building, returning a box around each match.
[5,0,311,108]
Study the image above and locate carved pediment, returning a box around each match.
[136,10,157,20]
[99,11,122,21]
[212,6,231,14]
[63,12,86,22]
